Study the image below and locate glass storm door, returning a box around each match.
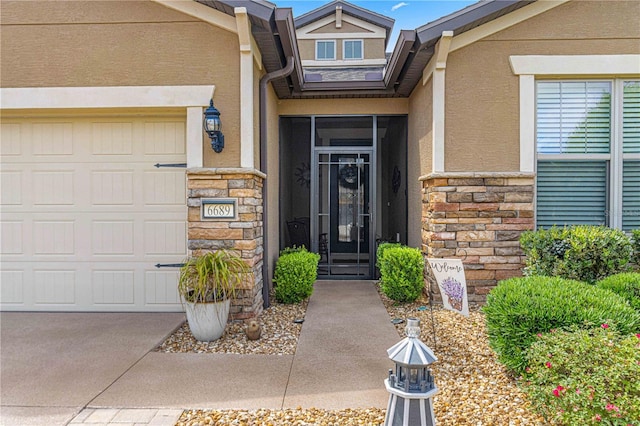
[312,149,374,278]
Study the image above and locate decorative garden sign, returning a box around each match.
[427,258,469,317]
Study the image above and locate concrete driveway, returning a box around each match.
[0,312,184,425]
[0,281,400,426]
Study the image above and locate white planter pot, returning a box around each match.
[184,299,231,342]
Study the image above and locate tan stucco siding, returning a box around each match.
[407,78,433,248]
[444,0,640,172]
[299,40,316,61]
[364,39,385,60]
[278,98,408,116]
[1,0,242,168]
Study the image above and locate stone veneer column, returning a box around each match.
[187,168,265,320]
[421,173,535,302]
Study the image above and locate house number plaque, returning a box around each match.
[202,198,237,220]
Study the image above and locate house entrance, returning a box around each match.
[279,115,408,280]
[312,149,374,278]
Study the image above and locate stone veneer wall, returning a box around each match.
[421,173,535,302]
[187,168,265,320]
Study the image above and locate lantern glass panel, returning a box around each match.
[205,117,221,132]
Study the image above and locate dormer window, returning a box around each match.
[316,40,336,60]
[344,40,363,60]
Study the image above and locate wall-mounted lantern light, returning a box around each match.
[203,99,225,153]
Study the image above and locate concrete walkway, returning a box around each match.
[0,281,399,426]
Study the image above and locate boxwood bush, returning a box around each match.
[520,225,632,283]
[273,247,320,304]
[523,326,640,425]
[376,242,401,269]
[597,272,640,311]
[378,245,424,302]
[483,276,640,373]
[632,229,640,268]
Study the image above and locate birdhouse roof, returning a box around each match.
[387,336,437,366]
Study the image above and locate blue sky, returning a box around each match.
[274,0,477,51]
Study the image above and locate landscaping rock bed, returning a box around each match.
[171,288,545,425]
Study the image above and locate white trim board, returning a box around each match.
[1,86,215,109]
[511,54,640,174]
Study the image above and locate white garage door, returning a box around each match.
[1,115,187,311]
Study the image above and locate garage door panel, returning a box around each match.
[0,270,24,304]
[0,123,22,156]
[144,121,185,155]
[91,122,134,155]
[92,270,135,305]
[34,269,76,305]
[1,116,186,311]
[0,171,23,205]
[144,170,186,205]
[1,221,24,254]
[145,270,181,305]
[33,170,75,205]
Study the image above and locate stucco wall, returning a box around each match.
[444,0,640,172]
[1,0,242,168]
[407,78,433,248]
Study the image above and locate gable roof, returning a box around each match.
[295,0,394,44]
[196,0,542,99]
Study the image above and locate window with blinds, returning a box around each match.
[536,80,639,230]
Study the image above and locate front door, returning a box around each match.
[312,149,375,278]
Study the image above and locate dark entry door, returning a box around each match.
[312,149,374,278]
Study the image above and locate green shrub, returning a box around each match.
[632,229,640,267]
[483,276,640,373]
[520,225,632,283]
[522,326,640,425]
[273,247,320,304]
[376,242,401,269]
[597,273,640,311]
[378,245,424,302]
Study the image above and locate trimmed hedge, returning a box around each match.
[597,272,640,311]
[483,276,640,373]
[632,229,640,267]
[520,225,632,283]
[376,242,401,269]
[273,247,320,304]
[378,245,424,302]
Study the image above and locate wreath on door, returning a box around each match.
[339,164,362,190]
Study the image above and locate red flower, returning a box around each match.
[553,385,565,397]
[537,333,542,338]
[635,333,640,339]
[545,361,552,369]
[594,414,602,421]
[601,323,609,329]
[605,403,619,412]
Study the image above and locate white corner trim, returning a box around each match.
[236,7,255,169]
[432,69,446,173]
[235,7,262,71]
[519,75,535,173]
[449,1,569,53]
[187,107,204,168]
[422,31,453,85]
[0,86,215,109]
[151,0,237,34]
[510,55,640,76]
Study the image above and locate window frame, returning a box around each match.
[534,78,640,230]
[343,39,363,60]
[315,40,336,61]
